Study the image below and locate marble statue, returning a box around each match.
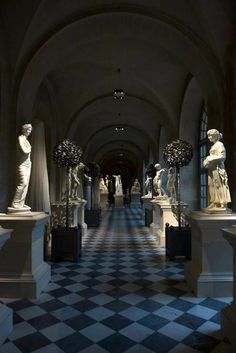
[167,167,176,203]
[69,162,85,200]
[113,175,123,195]
[10,124,33,211]
[203,129,231,210]
[99,177,108,193]
[144,175,152,197]
[153,163,167,199]
[131,179,141,193]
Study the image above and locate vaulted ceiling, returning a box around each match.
[1,0,235,173]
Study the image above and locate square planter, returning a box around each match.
[165,224,191,260]
[85,209,100,227]
[51,226,81,262]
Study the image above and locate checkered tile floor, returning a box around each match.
[0,208,234,353]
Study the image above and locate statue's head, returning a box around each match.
[154,163,161,170]
[22,124,32,136]
[207,129,222,142]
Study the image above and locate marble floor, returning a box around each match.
[0,207,234,353]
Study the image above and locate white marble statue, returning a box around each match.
[10,124,33,211]
[113,175,123,195]
[69,162,85,200]
[99,177,108,193]
[153,163,167,199]
[144,175,152,197]
[167,167,176,203]
[131,179,141,193]
[203,129,231,210]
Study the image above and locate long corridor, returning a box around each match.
[0,209,233,353]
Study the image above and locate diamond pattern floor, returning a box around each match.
[0,208,234,353]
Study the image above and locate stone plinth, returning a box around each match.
[114,194,124,209]
[130,192,141,208]
[221,225,236,349]
[185,211,236,297]
[77,199,87,237]
[142,196,153,227]
[0,227,13,344]
[100,192,108,210]
[0,213,50,298]
[150,198,178,245]
[51,200,87,237]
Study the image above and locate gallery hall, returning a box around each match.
[0,1,236,352]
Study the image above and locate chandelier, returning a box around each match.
[113,68,125,100]
[113,89,125,100]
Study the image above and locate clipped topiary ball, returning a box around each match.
[163,139,193,168]
[53,139,82,168]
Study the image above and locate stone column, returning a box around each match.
[0,227,13,345]
[185,211,236,297]
[85,179,92,210]
[221,225,236,349]
[0,212,50,298]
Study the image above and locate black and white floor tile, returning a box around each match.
[0,208,234,353]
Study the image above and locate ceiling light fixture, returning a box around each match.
[113,68,125,100]
[115,126,125,132]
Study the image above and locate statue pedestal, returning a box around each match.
[150,198,178,245]
[100,192,108,210]
[130,192,141,208]
[77,199,87,237]
[0,227,13,344]
[221,225,236,349]
[185,211,236,297]
[142,196,153,227]
[51,200,87,237]
[114,194,124,209]
[0,213,50,298]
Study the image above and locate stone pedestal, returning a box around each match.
[100,192,108,210]
[0,213,50,298]
[0,227,13,345]
[114,194,124,209]
[185,211,236,297]
[130,192,141,208]
[150,198,178,245]
[51,200,87,237]
[221,225,236,349]
[142,195,153,227]
[77,199,87,237]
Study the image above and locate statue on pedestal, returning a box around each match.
[69,162,85,200]
[99,177,108,193]
[167,167,176,203]
[143,175,152,197]
[203,129,231,212]
[8,124,33,212]
[113,175,123,195]
[153,163,167,199]
[131,179,141,193]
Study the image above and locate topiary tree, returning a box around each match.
[53,139,82,229]
[163,139,193,227]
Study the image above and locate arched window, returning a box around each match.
[199,105,208,208]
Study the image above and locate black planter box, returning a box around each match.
[165,224,191,260]
[145,208,153,227]
[51,226,81,262]
[85,209,100,227]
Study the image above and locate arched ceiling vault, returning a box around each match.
[10,3,229,170]
[16,10,224,121]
